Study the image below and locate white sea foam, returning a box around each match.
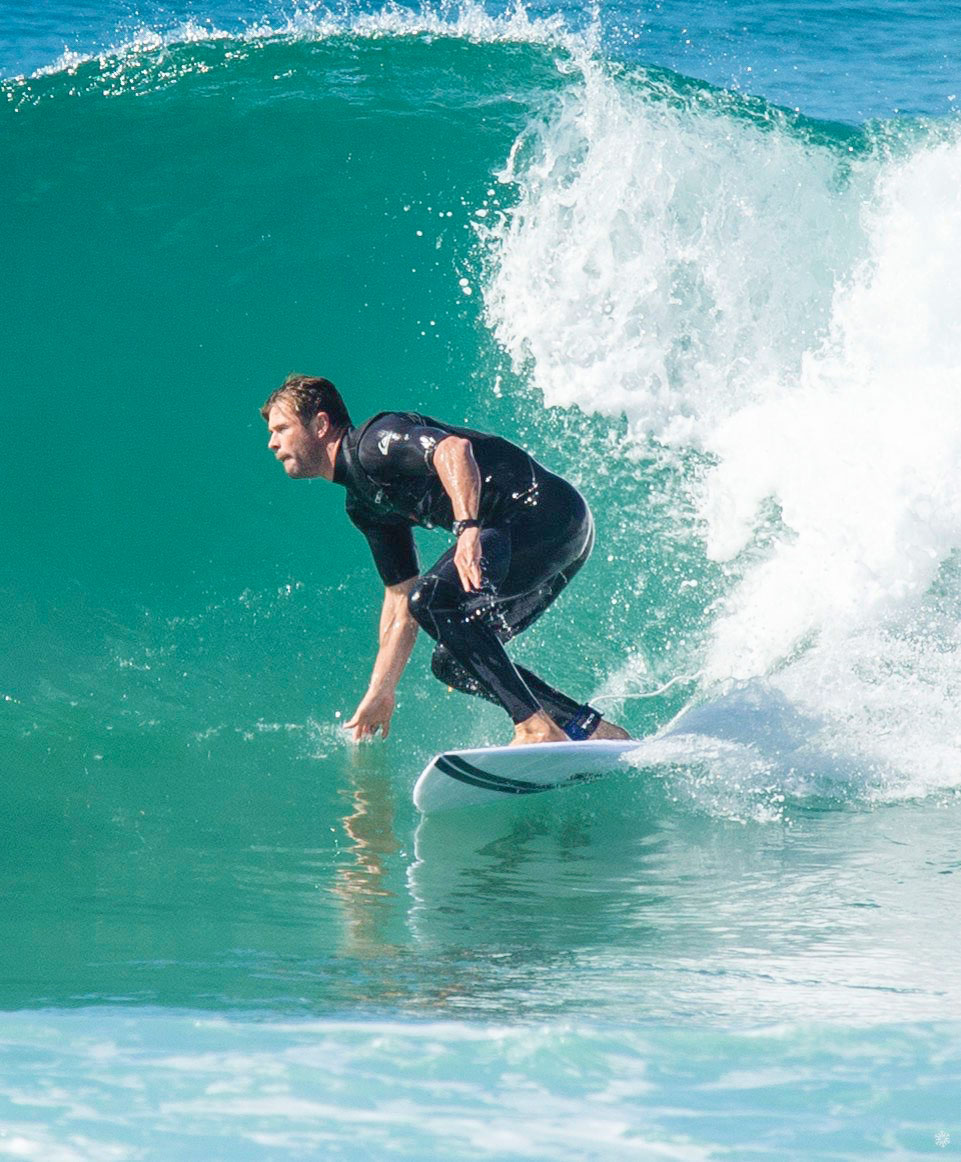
[484,63,867,445]
[21,0,580,84]
[0,1011,725,1162]
[697,138,961,801]
[484,67,961,803]
[702,140,961,675]
[31,17,232,78]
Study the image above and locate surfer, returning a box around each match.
[262,374,630,746]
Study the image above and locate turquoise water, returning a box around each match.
[3,2,961,1157]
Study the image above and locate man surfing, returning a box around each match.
[262,374,630,746]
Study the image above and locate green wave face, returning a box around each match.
[2,31,707,739]
[3,25,961,984]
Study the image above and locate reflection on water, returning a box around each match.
[398,779,961,1026]
[3,718,960,1029]
[333,746,402,958]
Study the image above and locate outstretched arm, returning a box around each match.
[344,576,420,741]
[433,435,483,592]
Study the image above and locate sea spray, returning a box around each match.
[483,62,961,805]
[694,134,961,801]
[483,60,867,444]
[703,135,961,671]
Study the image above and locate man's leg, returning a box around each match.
[409,498,628,740]
[427,542,603,738]
[407,532,545,728]
[431,646,602,738]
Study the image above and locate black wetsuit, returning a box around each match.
[333,411,601,734]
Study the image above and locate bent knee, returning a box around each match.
[407,576,431,626]
[407,574,450,630]
[430,644,456,683]
[408,573,461,627]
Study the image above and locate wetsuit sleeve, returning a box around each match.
[346,499,419,587]
[356,413,451,479]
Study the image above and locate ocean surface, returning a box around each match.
[3,0,961,1157]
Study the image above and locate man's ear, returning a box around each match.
[312,411,331,438]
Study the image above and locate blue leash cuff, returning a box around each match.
[563,704,602,741]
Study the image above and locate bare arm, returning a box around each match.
[344,576,420,741]
[433,435,483,592]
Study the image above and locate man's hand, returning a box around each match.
[345,578,418,743]
[454,525,484,592]
[344,688,397,741]
[433,436,484,592]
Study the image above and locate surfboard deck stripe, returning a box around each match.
[435,753,555,794]
[415,739,644,813]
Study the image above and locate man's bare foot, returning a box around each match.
[590,719,633,741]
[510,709,569,746]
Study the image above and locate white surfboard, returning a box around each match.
[413,738,644,814]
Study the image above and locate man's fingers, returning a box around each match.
[344,722,374,741]
[455,560,474,592]
[343,712,388,741]
[455,550,483,592]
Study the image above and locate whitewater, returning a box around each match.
[482,50,961,810]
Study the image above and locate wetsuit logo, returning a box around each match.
[377,431,400,456]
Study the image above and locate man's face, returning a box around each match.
[266,402,326,478]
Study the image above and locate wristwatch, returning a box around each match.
[452,519,481,537]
